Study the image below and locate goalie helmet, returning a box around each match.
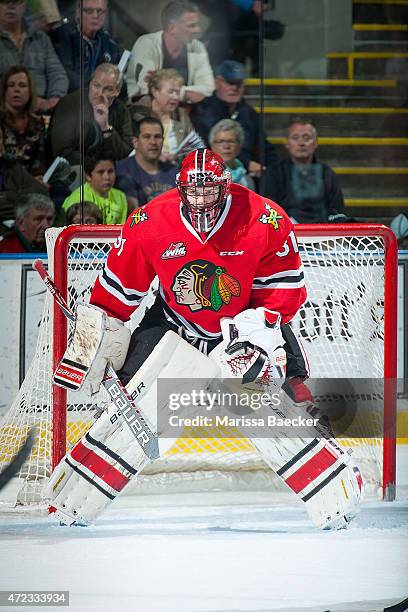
[176,148,231,233]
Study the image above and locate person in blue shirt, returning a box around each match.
[115,116,177,209]
[50,0,120,92]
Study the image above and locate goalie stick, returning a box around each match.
[32,259,159,461]
[0,428,35,491]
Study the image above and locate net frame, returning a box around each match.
[49,223,397,501]
[0,223,397,504]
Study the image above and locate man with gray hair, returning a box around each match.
[263,117,346,224]
[50,0,120,93]
[209,118,255,190]
[190,59,277,176]
[49,63,132,165]
[126,1,214,104]
[0,193,54,253]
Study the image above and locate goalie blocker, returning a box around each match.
[54,303,131,395]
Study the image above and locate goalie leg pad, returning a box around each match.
[46,401,148,525]
[47,331,221,525]
[251,436,363,529]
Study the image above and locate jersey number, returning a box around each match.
[276,231,299,258]
[114,235,126,256]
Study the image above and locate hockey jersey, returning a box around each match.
[90,183,307,340]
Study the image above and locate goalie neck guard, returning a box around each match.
[177,148,231,233]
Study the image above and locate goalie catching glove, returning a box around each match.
[219,307,287,386]
[54,303,131,395]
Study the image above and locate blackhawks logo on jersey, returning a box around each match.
[130,207,148,227]
[259,202,283,229]
[172,260,241,312]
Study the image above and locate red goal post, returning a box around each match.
[49,223,398,501]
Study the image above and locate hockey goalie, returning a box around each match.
[48,148,363,529]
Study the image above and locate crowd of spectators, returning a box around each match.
[0,0,68,113]
[0,0,363,254]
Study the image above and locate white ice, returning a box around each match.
[0,448,407,612]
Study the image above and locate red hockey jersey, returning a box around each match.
[91,184,307,340]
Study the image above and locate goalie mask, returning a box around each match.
[177,149,231,233]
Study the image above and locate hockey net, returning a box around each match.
[0,224,397,504]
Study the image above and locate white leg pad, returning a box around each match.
[250,435,363,529]
[47,331,220,525]
[210,338,363,530]
[46,400,149,525]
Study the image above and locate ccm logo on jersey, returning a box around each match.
[219,251,244,256]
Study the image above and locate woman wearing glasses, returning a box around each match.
[209,118,255,190]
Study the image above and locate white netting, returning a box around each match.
[0,226,394,504]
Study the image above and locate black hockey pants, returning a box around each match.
[118,299,309,386]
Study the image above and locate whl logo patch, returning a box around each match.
[161,242,187,259]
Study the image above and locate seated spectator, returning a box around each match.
[65,200,103,225]
[131,69,203,163]
[49,0,120,93]
[61,152,128,224]
[0,0,68,114]
[209,118,255,190]
[126,1,214,105]
[190,60,277,176]
[115,117,177,209]
[48,63,132,165]
[263,118,346,224]
[0,122,49,230]
[0,192,54,252]
[0,65,47,177]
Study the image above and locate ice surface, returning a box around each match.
[0,447,407,612]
